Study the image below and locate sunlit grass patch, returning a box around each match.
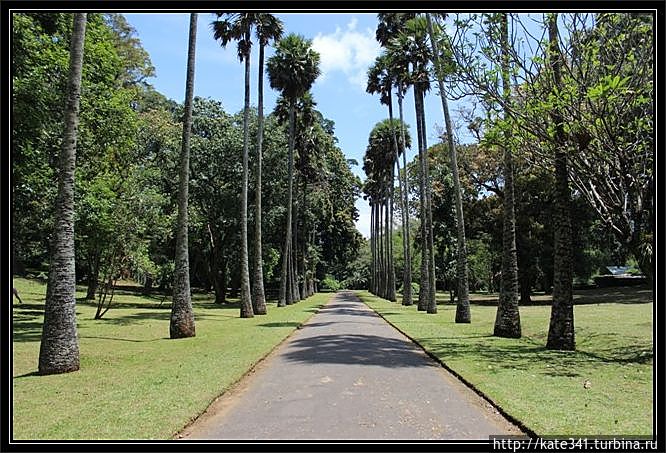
[358,290,653,437]
[12,278,331,440]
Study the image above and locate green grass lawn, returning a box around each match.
[358,290,653,437]
[12,277,331,440]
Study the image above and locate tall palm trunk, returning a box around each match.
[381,198,387,298]
[38,13,87,375]
[388,172,396,302]
[386,95,399,303]
[377,200,382,296]
[292,202,301,302]
[279,101,296,307]
[493,13,521,337]
[385,194,395,301]
[373,201,378,294]
[300,181,309,298]
[170,13,198,338]
[419,87,437,315]
[239,33,254,319]
[546,13,575,350]
[369,201,375,293]
[414,84,430,312]
[252,43,268,315]
[397,87,413,306]
[424,14,470,322]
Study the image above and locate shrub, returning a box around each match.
[321,275,341,292]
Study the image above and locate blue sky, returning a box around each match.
[123,13,475,238]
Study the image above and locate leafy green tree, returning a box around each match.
[561,13,654,284]
[188,97,242,305]
[38,13,87,375]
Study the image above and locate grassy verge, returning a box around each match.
[357,290,653,437]
[12,277,331,440]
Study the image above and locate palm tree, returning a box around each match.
[170,13,198,338]
[366,54,401,303]
[38,13,87,375]
[490,13,521,338]
[425,14,470,320]
[274,91,319,303]
[266,34,320,307]
[377,13,415,306]
[391,17,436,314]
[363,119,412,302]
[251,14,283,315]
[211,13,262,318]
[546,13,575,350]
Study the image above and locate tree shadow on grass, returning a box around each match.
[78,335,166,343]
[258,322,302,328]
[417,332,652,379]
[13,371,41,379]
[11,320,43,343]
[282,333,437,368]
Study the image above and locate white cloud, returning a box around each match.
[312,18,381,91]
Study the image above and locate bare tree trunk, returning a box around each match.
[279,101,296,307]
[397,87,413,306]
[415,84,429,312]
[388,173,396,302]
[383,197,392,301]
[300,182,308,298]
[170,13,198,338]
[493,13,521,338]
[238,34,254,319]
[418,87,437,315]
[546,13,575,351]
[252,44,267,315]
[369,201,375,293]
[425,14,470,322]
[38,12,87,375]
[292,207,301,302]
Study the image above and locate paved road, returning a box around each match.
[179,291,523,441]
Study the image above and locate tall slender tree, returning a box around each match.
[38,13,87,375]
[211,13,259,318]
[251,14,284,315]
[425,13,470,321]
[491,13,521,338]
[170,13,198,338]
[545,13,575,350]
[391,16,436,313]
[377,13,416,306]
[366,54,398,302]
[266,34,320,307]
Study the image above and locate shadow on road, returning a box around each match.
[282,333,436,369]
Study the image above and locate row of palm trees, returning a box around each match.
[364,12,581,351]
[364,13,471,320]
[363,13,523,335]
[38,12,323,374]
[173,13,321,335]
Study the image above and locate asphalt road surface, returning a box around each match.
[178,291,523,441]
